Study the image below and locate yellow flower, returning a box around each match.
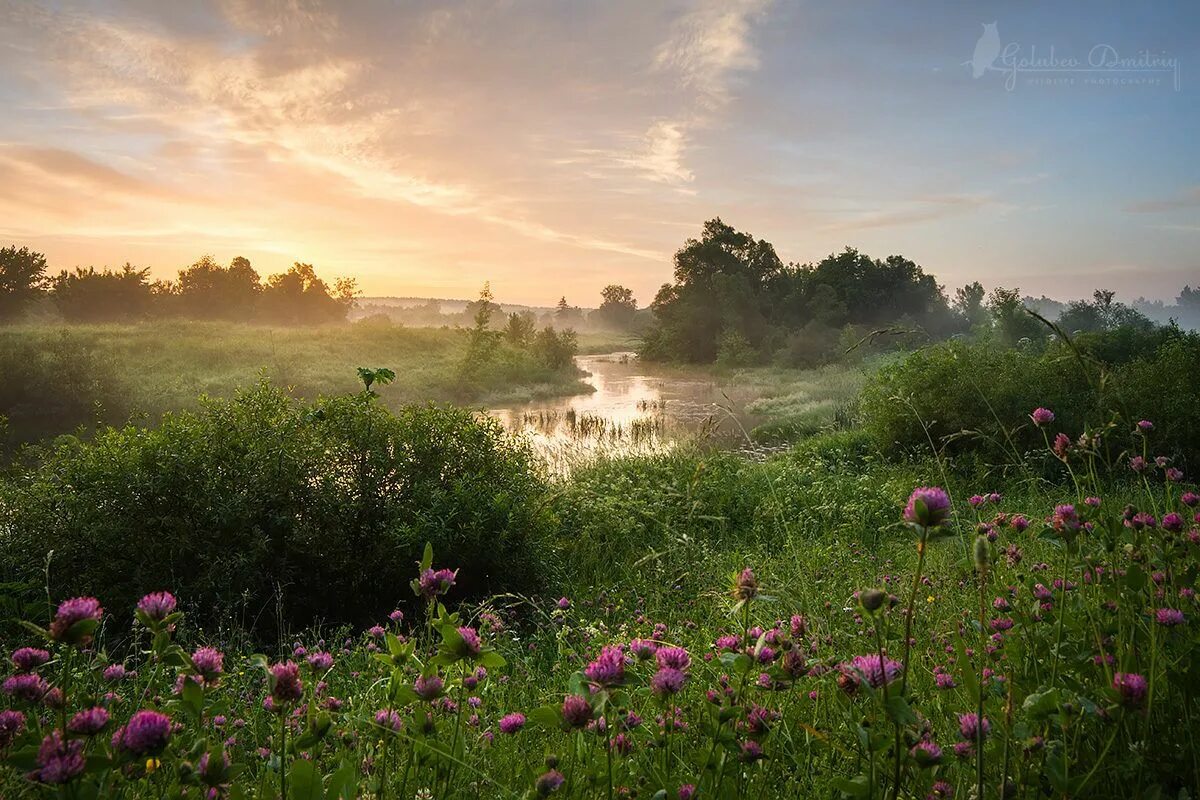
[926,595,936,604]
[145,758,160,773]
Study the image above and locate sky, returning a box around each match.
[0,1,1197,306]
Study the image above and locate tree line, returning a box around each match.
[0,247,357,325]
[638,218,1200,366]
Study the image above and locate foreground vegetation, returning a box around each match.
[1,422,1195,797]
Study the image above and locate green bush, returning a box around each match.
[0,383,555,636]
[860,329,1200,469]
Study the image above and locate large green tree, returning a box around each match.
[0,245,49,321]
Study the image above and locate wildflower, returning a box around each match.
[1156,608,1186,627]
[678,785,696,800]
[1130,456,1148,473]
[306,651,334,672]
[192,647,224,682]
[935,672,956,689]
[840,654,902,690]
[0,709,26,749]
[739,740,765,762]
[104,664,128,682]
[1136,419,1154,432]
[374,709,403,732]
[535,770,565,795]
[414,674,445,701]
[457,627,482,657]
[367,625,385,639]
[910,739,943,767]
[3,673,48,703]
[968,494,986,508]
[11,647,49,673]
[745,705,779,736]
[417,567,458,599]
[957,712,990,740]
[499,712,526,734]
[388,609,404,623]
[31,731,84,784]
[584,646,626,687]
[115,710,172,756]
[904,487,952,528]
[48,597,103,645]
[990,618,1014,632]
[67,707,109,736]
[1162,512,1185,533]
[733,568,759,601]
[1011,515,1030,533]
[556,597,570,610]
[136,591,177,623]
[1030,407,1055,426]
[655,646,691,671]
[562,695,592,729]
[1113,672,1148,709]
[269,662,303,703]
[714,634,741,652]
[629,639,658,660]
[1182,492,1199,508]
[1052,433,1070,460]
[651,667,687,697]
[1128,512,1157,530]
[928,780,954,799]
[1166,467,1184,482]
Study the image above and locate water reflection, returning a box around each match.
[488,352,763,466]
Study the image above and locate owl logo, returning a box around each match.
[967,22,1001,78]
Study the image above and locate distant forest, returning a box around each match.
[2,229,1197,351]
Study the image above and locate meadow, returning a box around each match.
[0,320,600,452]
[0,324,1197,798]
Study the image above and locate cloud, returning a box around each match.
[1125,186,1200,213]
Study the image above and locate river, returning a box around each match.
[488,352,770,468]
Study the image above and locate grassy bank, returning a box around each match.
[0,319,590,449]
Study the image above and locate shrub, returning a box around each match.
[0,383,555,636]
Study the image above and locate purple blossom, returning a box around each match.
[678,785,696,800]
[535,770,565,795]
[556,597,570,610]
[1030,407,1055,426]
[1182,492,1199,508]
[103,664,128,682]
[1162,513,1185,533]
[904,487,952,528]
[655,646,691,671]
[1130,456,1148,473]
[957,712,990,741]
[457,626,482,657]
[1156,608,1186,627]
[306,651,334,672]
[650,667,687,697]
[1113,672,1148,708]
[584,645,626,687]
[1166,467,1184,482]
[11,647,50,673]
[136,591,177,622]
[840,654,902,690]
[417,567,458,599]
[67,707,109,736]
[498,712,525,734]
[733,568,759,601]
[269,662,303,703]
[115,710,172,755]
[1136,419,1154,432]
[928,779,954,799]
[48,597,102,645]
[562,695,592,729]
[629,639,658,660]
[32,731,84,784]
[192,647,224,681]
[414,674,445,700]
[910,739,943,766]
[0,709,26,749]
[3,673,48,703]
[374,709,403,732]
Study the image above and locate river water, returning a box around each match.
[488,352,768,468]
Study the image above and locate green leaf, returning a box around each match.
[527,704,562,729]
[832,775,871,798]
[420,542,434,572]
[479,650,507,669]
[884,695,917,726]
[289,758,324,800]
[326,762,357,800]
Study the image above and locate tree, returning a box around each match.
[531,326,577,370]
[987,287,1044,346]
[953,281,989,329]
[503,311,536,347]
[51,264,154,322]
[596,284,638,329]
[259,262,356,324]
[0,245,49,321]
[172,255,261,320]
[554,296,582,326]
[460,283,502,379]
